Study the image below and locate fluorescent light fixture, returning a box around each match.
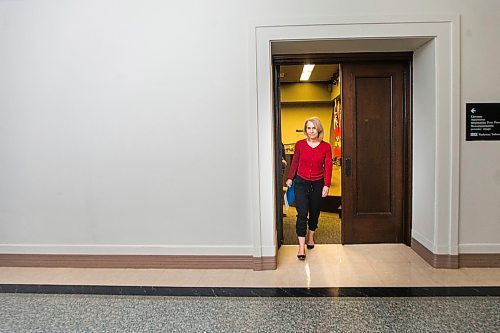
[300,64,315,81]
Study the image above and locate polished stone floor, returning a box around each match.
[1,244,499,332]
[1,245,499,287]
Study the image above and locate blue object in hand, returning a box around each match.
[285,180,295,208]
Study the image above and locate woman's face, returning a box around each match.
[306,121,319,140]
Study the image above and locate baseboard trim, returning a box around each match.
[411,238,500,268]
[253,256,277,271]
[0,254,277,271]
[411,238,459,268]
[459,254,500,268]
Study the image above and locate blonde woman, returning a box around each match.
[286,117,332,260]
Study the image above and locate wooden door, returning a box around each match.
[341,61,410,244]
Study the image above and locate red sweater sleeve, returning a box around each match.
[323,142,333,187]
[287,141,300,180]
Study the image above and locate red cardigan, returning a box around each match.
[288,139,332,187]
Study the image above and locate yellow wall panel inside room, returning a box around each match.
[280,82,331,102]
[281,105,332,145]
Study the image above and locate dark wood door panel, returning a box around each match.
[355,77,392,214]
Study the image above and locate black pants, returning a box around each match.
[294,176,324,237]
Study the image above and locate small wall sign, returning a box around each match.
[466,103,500,141]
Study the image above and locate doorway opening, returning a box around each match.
[254,20,459,269]
[274,53,412,249]
[277,63,342,247]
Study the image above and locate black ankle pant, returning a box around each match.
[294,176,324,237]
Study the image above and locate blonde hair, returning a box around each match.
[303,117,324,141]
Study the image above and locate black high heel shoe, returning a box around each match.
[306,244,315,250]
[297,254,306,260]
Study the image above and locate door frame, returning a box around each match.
[273,64,284,248]
[251,18,460,263]
[273,53,413,246]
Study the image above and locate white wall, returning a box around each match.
[0,0,499,256]
[458,2,500,253]
[0,0,257,255]
[412,39,436,250]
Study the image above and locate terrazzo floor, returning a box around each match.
[0,293,498,332]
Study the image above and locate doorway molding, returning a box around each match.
[250,16,460,263]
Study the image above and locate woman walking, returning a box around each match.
[286,117,332,260]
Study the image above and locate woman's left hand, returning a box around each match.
[322,186,329,197]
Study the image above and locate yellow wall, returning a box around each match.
[280,82,331,102]
[281,105,332,146]
[281,82,333,147]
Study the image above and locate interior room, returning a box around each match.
[279,64,342,245]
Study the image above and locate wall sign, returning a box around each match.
[466,103,500,141]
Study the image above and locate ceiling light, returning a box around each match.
[300,64,315,81]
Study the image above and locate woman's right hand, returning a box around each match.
[286,179,293,187]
